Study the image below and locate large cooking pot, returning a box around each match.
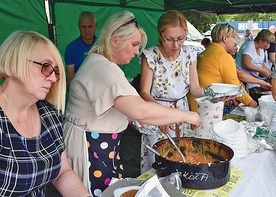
[152,137,234,189]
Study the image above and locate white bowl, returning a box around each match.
[212,119,243,138]
[259,95,275,102]
[259,95,276,104]
[211,83,239,94]
[259,95,276,111]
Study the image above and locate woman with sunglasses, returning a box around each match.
[139,10,204,173]
[64,10,202,196]
[0,31,90,196]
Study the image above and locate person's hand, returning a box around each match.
[248,99,258,108]
[185,111,202,128]
[158,124,172,134]
[260,69,272,79]
[231,98,241,106]
[260,81,272,90]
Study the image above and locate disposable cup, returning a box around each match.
[244,107,257,123]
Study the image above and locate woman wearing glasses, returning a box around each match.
[0,31,90,196]
[139,10,204,173]
[64,10,202,196]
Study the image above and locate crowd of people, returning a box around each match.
[0,9,275,197]
[63,10,202,196]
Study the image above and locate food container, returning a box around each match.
[152,137,234,189]
[210,83,240,94]
[195,101,224,139]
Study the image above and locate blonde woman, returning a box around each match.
[0,31,90,196]
[188,23,257,112]
[64,11,202,196]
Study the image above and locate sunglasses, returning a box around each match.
[112,18,138,35]
[29,60,60,81]
[225,23,234,30]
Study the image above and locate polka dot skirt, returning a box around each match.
[86,132,124,197]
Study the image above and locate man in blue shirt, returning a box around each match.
[65,11,97,88]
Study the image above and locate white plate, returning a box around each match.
[211,83,240,94]
[196,84,244,103]
[113,186,140,197]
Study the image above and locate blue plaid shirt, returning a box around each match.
[0,100,64,196]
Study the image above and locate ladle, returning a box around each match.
[143,143,161,157]
[166,133,186,163]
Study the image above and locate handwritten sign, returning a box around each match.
[181,171,209,181]
[138,166,244,197]
[182,165,244,197]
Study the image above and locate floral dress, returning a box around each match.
[140,45,197,173]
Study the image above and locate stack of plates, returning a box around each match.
[211,119,249,158]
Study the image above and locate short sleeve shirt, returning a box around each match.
[65,36,97,73]
[142,45,197,100]
[65,53,139,133]
[235,41,264,78]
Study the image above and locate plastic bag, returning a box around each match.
[135,175,169,197]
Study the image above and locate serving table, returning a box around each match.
[138,150,276,197]
[138,105,276,197]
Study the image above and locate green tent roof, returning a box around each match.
[53,0,276,14]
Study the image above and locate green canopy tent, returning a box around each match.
[48,0,276,77]
[0,0,275,78]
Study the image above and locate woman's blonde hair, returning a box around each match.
[157,10,188,44]
[0,31,66,113]
[211,23,238,43]
[254,29,275,43]
[89,10,147,60]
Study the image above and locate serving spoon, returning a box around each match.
[166,133,186,163]
[143,143,161,157]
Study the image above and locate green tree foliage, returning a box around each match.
[181,11,276,33]
[223,13,276,21]
[181,10,217,33]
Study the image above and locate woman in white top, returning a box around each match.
[235,29,275,90]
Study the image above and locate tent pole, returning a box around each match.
[44,0,57,45]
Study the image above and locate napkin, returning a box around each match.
[136,175,169,197]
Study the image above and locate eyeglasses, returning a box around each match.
[160,34,185,44]
[29,60,60,81]
[112,18,138,35]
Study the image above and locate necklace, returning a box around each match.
[2,91,35,138]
